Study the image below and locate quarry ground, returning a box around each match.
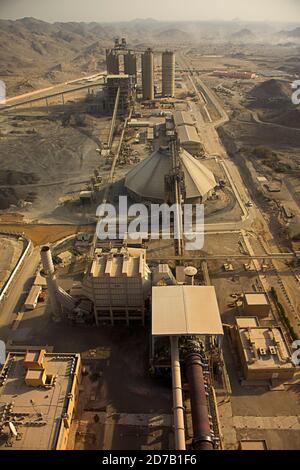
[0,235,24,291]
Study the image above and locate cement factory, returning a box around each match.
[21,40,225,451]
[1,31,300,453]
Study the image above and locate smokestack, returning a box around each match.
[40,246,61,317]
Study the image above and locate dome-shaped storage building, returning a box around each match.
[125,147,217,203]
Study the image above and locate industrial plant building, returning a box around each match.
[105,39,176,104]
[124,51,137,79]
[0,350,81,450]
[212,70,256,80]
[82,247,151,326]
[235,317,295,382]
[243,292,271,318]
[105,74,135,115]
[106,48,120,75]
[151,285,223,450]
[152,285,223,337]
[125,146,216,203]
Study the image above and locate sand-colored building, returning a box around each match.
[82,247,151,326]
[0,349,81,450]
[235,317,296,381]
[177,125,203,155]
[243,292,271,318]
[173,110,195,128]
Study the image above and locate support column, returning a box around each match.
[170,336,186,450]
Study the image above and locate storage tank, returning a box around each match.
[162,50,175,97]
[142,48,154,100]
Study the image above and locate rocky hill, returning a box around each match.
[0,17,113,95]
[229,28,257,42]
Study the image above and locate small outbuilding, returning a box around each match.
[243,292,271,318]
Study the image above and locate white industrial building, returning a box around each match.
[152,285,223,337]
[125,146,217,203]
[82,247,151,325]
[235,317,296,382]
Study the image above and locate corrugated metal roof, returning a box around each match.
[125,147,216,201]
[152,286,223,336]
[173,111,195,127]
[90,248,146,278]
[177,125,201,144]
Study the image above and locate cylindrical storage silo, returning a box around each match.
[142,48,154,100]
[162,50,175,97]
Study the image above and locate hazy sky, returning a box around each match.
[0,0,299,23]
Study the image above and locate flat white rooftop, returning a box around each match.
[152,285,223,336]
[236,318,294,370]
[0,352,80,450]
[244,293,269,306]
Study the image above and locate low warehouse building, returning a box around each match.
[173,110,195,127]
[243,292,271,318]
[235,317,296,382]
[177,125,203,155]
[0,350,81,450]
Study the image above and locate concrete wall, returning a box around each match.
[55,354,82,450]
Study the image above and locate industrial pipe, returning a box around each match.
[185,352,214,450]
[170,336,186,450]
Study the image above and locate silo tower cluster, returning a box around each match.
[105,39,176,101]
[141,49,175,100]
[106,37,137,81]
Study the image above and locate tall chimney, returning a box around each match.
[40,246,61,317]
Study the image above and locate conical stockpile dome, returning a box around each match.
[125,147,217,203]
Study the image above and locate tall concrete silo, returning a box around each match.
[142,48,154,100]
[162,50,175,97]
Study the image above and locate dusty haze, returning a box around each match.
[1,0,300,23]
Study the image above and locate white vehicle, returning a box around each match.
[246,201,253,208]
[24,285,41,311]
